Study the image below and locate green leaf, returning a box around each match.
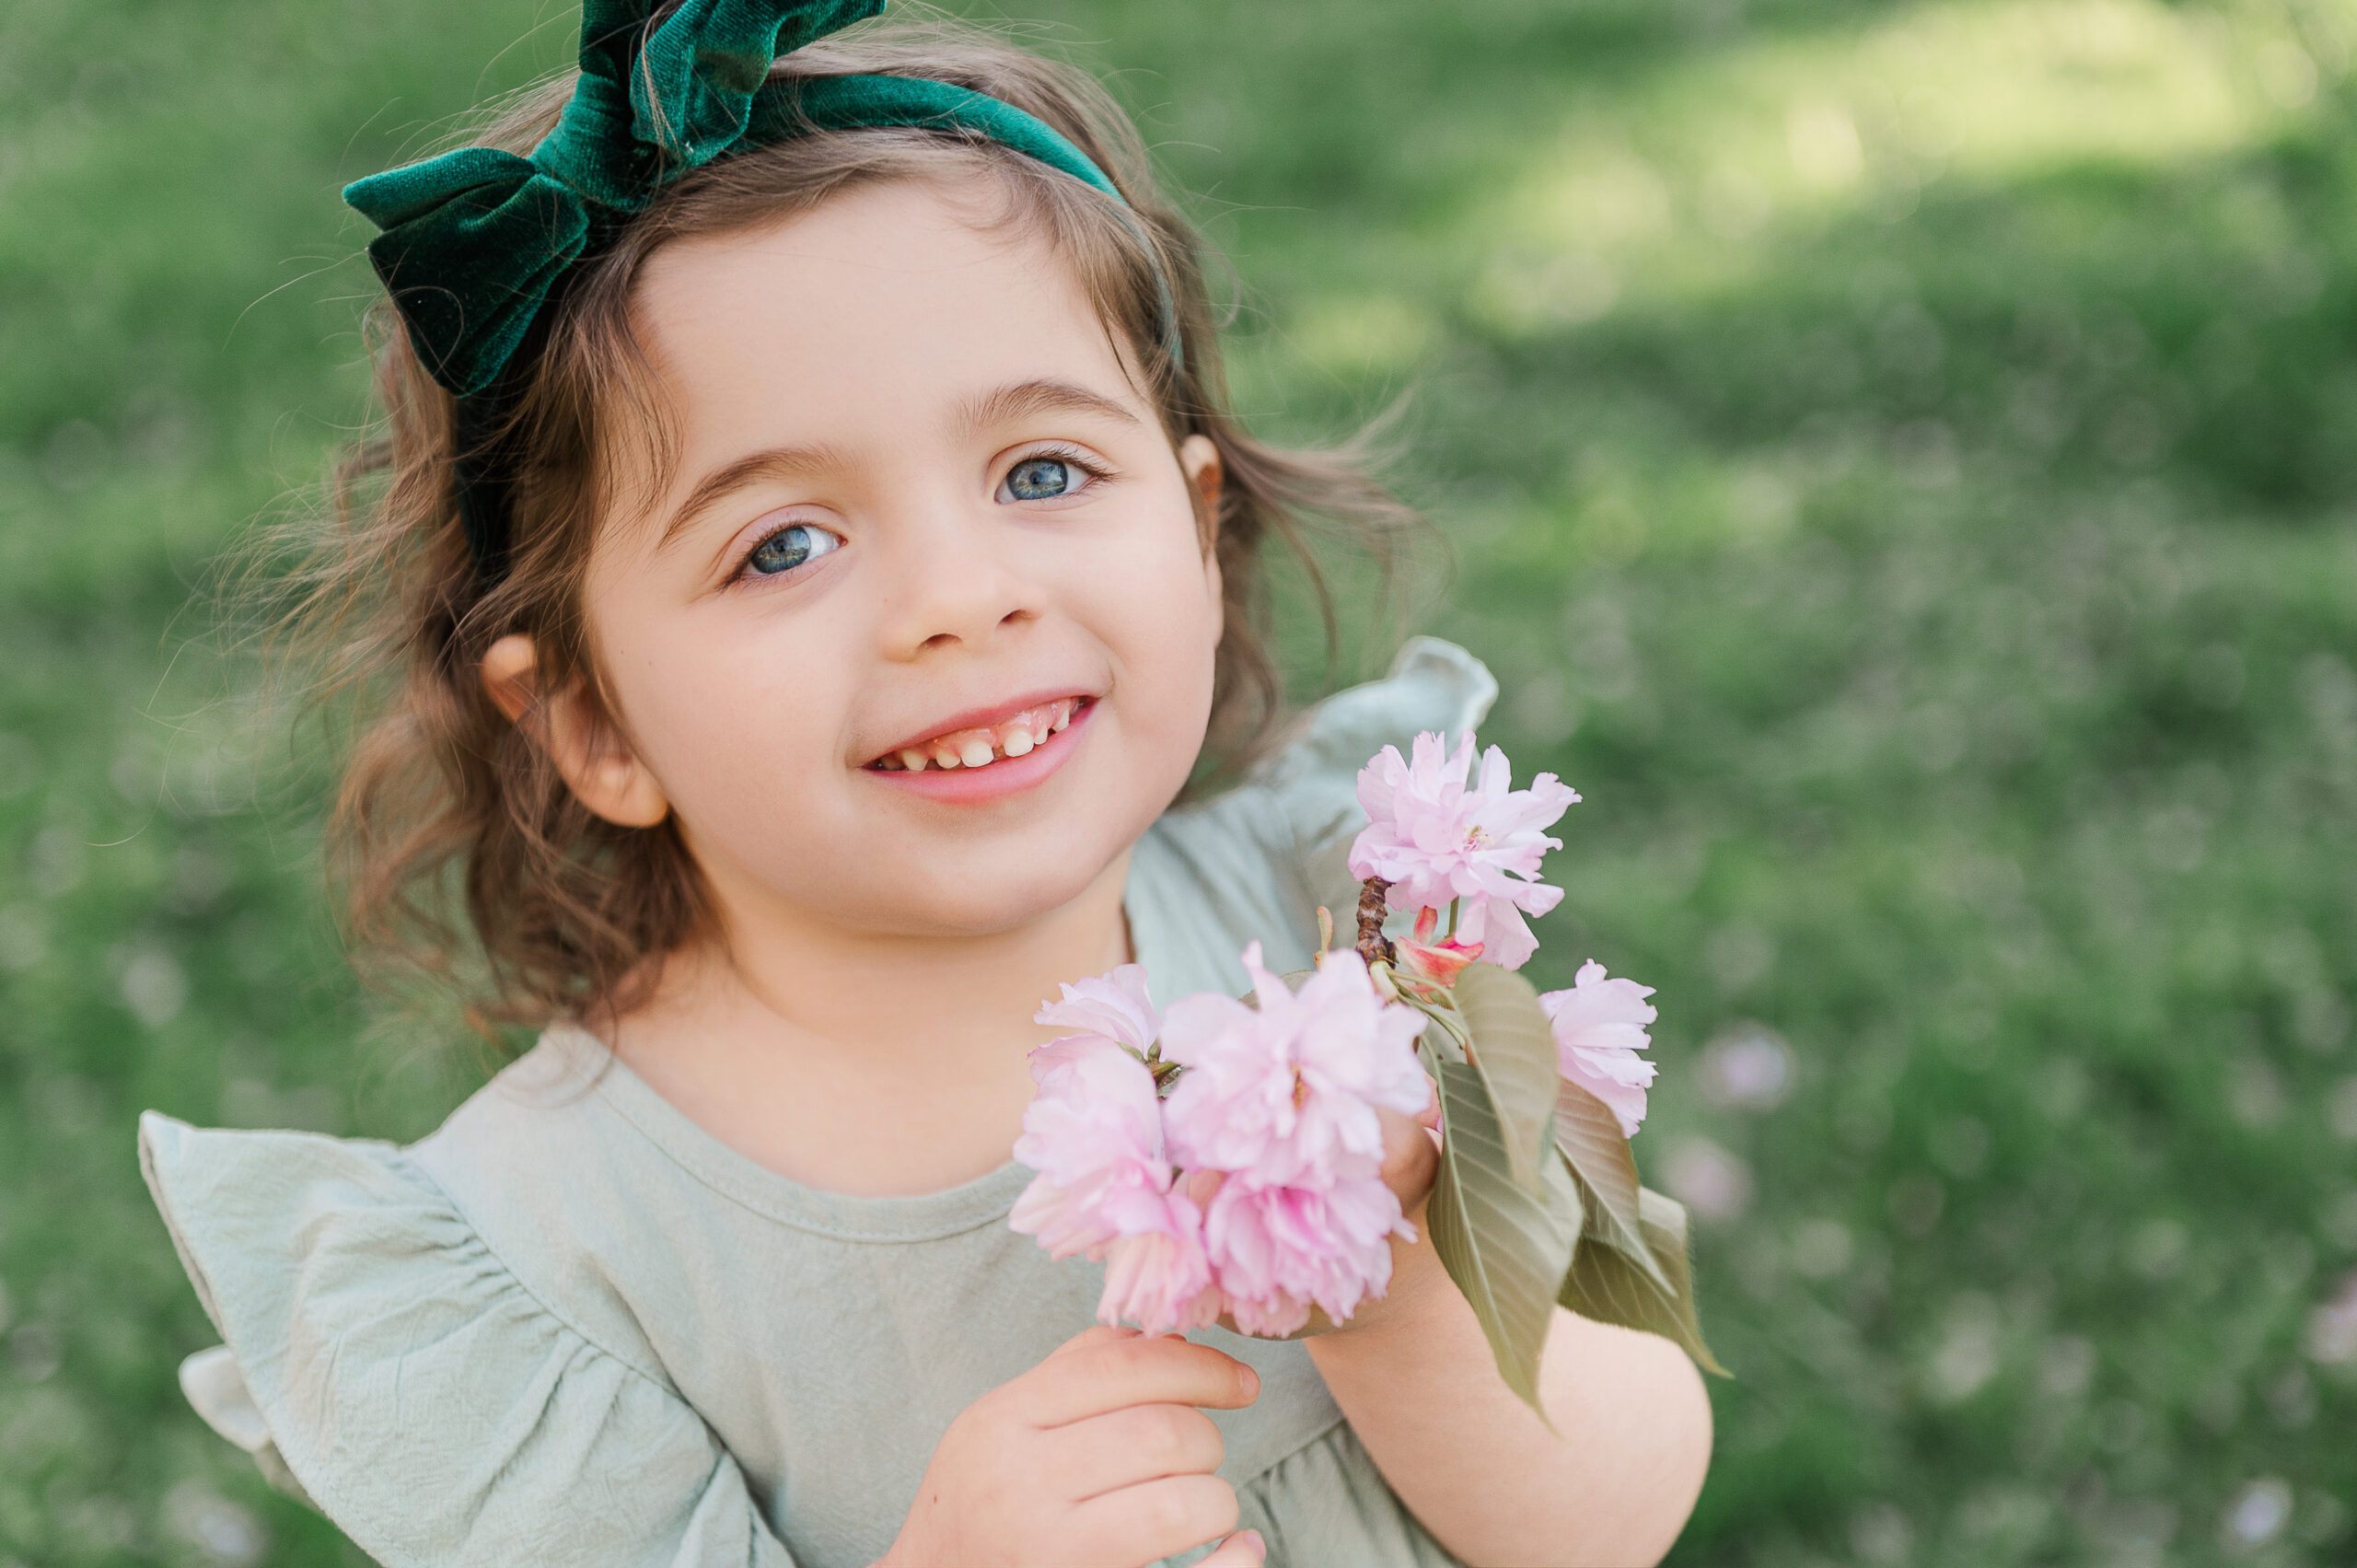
[1557,1176,1729,1376]
[1554,1077,1670,1291]
[1426,1058,1583,1416]
[1451,962,1562,1194]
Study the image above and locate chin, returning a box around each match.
[782,836,1119,938]
[906,855,1119,935]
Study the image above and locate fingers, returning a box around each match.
[1197,1528,1269,1566]
[1377,1105,1440,1206]
[1043,1324,1143,1361]
[1022,1332,1260,1427]
[1046,1401,1226,1503]
[1063,1472,1240,1566]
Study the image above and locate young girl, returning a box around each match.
[139,5,1712,1564]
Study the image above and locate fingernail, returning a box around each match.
[1238,1365,1260,1399]
[1240,1528,1266,1559]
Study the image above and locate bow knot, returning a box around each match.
[345,0,884,396]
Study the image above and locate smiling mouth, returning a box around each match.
[867,698,1086,772]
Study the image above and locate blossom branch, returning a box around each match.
[1356,875,1394,965]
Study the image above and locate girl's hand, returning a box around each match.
[1380,1090,1445,1214]
[1298,1097,1448,1342]
[877,1325,1265,1568]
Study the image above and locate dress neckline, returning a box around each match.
[530,1024,1038,1243]
[522,871,1166,1242]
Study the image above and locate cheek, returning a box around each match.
[591,585,853,818]
[1076,499,1225,735]
[1089,508,1220,645]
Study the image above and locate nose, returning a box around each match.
[875,494,1041,660]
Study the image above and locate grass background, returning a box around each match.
[3,0,2354,1562]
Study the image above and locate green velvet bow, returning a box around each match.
[344,0,1125,399]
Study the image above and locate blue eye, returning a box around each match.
[1000,457,1076,502]
[745,522,841,577]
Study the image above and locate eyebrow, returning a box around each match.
[659,442,854,551]
[955,377,1144,435]
[659,378,1144,551]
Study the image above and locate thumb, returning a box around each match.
[1196,1529,1267,1566]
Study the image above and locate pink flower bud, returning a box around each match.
[1393,905,1484,987]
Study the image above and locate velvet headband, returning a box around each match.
[342,0,1173,575]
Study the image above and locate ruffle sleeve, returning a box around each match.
[1248,636,1498,896]
[138,1111,798,1568]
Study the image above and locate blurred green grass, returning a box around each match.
[4,0,2355,1562]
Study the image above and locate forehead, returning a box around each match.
[626,180,1144,480]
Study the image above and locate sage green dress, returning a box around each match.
[139,639,1494,1568]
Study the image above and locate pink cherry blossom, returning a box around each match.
[1538,959,1660,1137]
[1028,963,1161,1082]
[1202,1174,1414,1336]
[1347,731,1579,970]
[1097,1196,1223,1336]
[1008,1038,1171,1261]
[1158,944,1432,1190]
[1008,1035,1225,1334]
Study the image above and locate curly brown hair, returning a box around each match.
[274,17,1427,1034]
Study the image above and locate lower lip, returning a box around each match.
[861,700,1096,805]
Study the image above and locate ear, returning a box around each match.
[481,633,671,829]
[1175,435,1225,643]
[1178,433,1224,549]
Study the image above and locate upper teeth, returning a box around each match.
[875,699,1077,772]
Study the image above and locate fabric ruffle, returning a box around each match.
[1231,1420,1459,1567]
[139,1112,796,1567]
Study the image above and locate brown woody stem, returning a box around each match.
[1355,876,1394,965]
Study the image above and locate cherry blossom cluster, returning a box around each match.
[1010,948,1430,1336]
[1011,729,1664,1336]
[1352,730,1660,1135]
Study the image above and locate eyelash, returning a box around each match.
[1003,443,1117,499]
[726,518,844,587]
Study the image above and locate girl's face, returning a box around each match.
[573,180,1223,939]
